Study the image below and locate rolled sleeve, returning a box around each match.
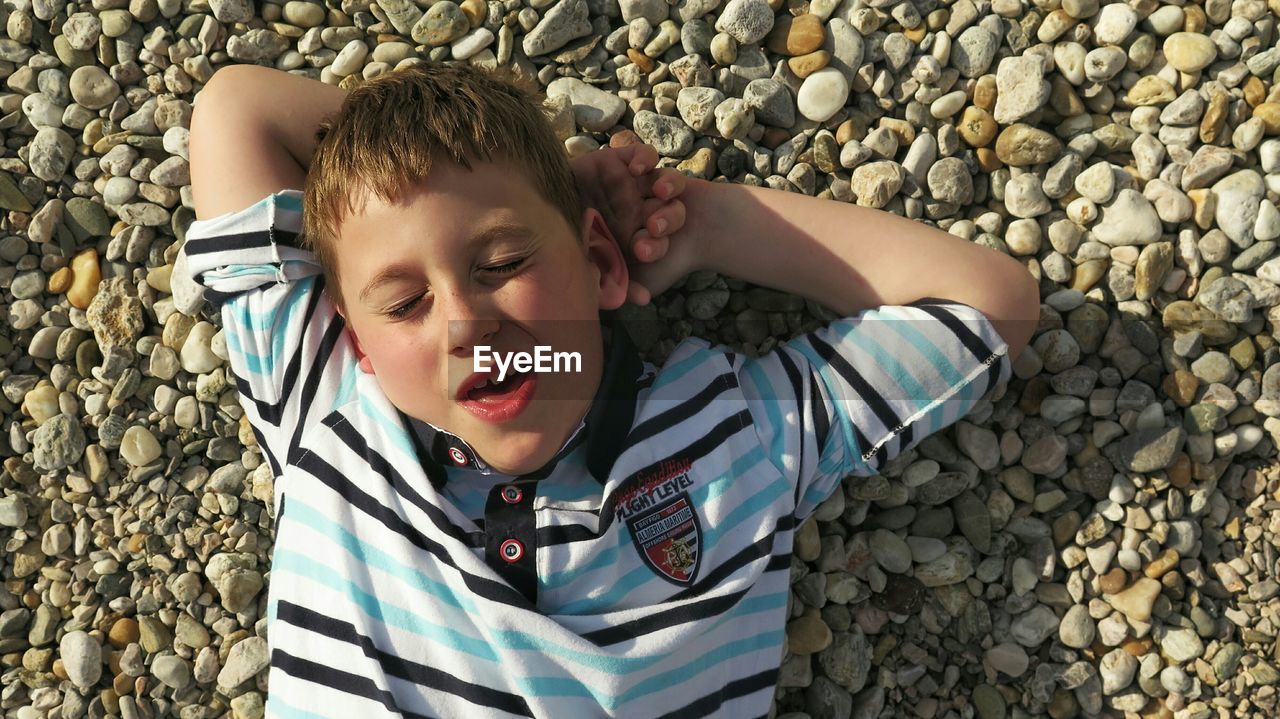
[735,299,1013,520]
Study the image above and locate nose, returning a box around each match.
[444,289,500,357]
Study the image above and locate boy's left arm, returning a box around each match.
[636,178,1041,362]
[638,178,1040,519]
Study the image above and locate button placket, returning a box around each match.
[484,480,538,603]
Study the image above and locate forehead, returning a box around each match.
[338,160,553,237]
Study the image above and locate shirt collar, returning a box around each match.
[401,312,645,488]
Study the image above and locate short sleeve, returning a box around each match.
[734,299,1013,520]
[174,190,359,483]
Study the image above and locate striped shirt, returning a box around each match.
[176,189,1013,718]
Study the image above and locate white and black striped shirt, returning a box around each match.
[177,190,1012,718]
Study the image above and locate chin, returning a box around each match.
[481,435,561,475]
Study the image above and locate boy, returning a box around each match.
[177,62,1038,718]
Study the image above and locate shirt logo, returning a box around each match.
[625,488,701,586]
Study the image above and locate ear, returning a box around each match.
[335,304,376,375]
[580,207,629,311]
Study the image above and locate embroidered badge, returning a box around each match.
[615,459,701,584]
[625,489,701,585]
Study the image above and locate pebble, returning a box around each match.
[120,425,162,466]
[1161,628,1204,663]
[1010,605,1059,647]
[522,0,592,57]
[1058,604,1095,649]
[1106,577,1162,622]
[714,0,773,45]
[32,414,86,472]
[59,630,101,688]
[153,655,192,689]
[1100,648,1138,695]
[993,55,1049,124]
[796,68,849,123]
[1213,170,1265,247]
[548,77,626,133]
[986,643,1029,677]
[868,530,911,574]
[1164,32,1217,73]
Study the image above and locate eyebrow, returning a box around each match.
[358,222,536,304]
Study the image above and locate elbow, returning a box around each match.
[1001,265,1040,364]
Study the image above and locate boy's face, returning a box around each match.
[332,159,629,476]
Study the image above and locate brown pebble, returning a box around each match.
[626,48,654,74]
[1163,370,1199,407]
[608,129,641,148]
[113,670,133,696]
[1253,103,1280,135]
[973,75,998,111]
[1224,516,1241,539]
[975,146,1002,172]
[957,105,997,147]
[766,14,825,56]
[108,617,139,648]
[1244,76,1267,106]
[760,127,791,150]
[1099,567,1128,594]
[1200,90,1228,143]
[52,658,67,680]
[1144,548,1179,579]
[1019,375,1052,415]
[100,688,120,714]
[1046,689,1078,719]
[66,248,102,310]
[1139,699,1174,719]
[127,533,146,553]
[459,0,487,27]
[1167,452,1191,488]
[47,267,72,294]
[835,118,863,145]
[1122,637,1152,656]
[787,50,830,78]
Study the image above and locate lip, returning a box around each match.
[456,371,537,423]
[455,371,495,401]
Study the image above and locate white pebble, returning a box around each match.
[120,425,162,466]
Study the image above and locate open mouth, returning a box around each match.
[464,370,529,400]
[456,369,537,423]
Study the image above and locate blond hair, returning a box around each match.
[301,62,582,312]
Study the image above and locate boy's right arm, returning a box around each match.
[178,67,356,478]
[189,65,346,219]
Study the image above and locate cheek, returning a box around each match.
[364,326,442,379]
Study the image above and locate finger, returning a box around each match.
[628,144,659,176]
[630,228,655,260]
[652,167,689,200]
[634,234,670,263]
[639,196,668,228]
[649,202,686,237]
[626,280,652,306]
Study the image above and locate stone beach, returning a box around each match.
[2,0,1280,717]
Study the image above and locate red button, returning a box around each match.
[448,448,467,465]
[501,485,523,504]
[499,539,524,563]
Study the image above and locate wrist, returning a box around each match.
[679,177,732,273]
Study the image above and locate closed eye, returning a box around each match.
[482,258,525,274]
[386,294,424,320]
